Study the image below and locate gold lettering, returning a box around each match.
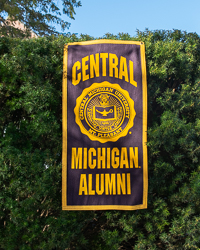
[72,61,81,85]
[111,148,119,168]
[129,147,139,168]
[129,60,137,87]
[105,173,116,195]
[83,148,87,169]
[71,54,138,87]
[79,174,88,195]
[107,148,111,168]
[79,173,131,196]
[100,53,108,76]
[82,56,89,81]
[127,173,131,194]
[119,56,129,82]
[90,53,99,78]
[96,174,104,195]
[97,148,106,169]
[120,147,129,168]
[71,147,82,169]
[88,148,96,169]
[109,53,118,78]
[88,174,95,195]
[117,173,126,195]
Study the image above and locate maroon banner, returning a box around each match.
[62,40,148,210]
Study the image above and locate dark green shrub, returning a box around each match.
[0,30,200,249]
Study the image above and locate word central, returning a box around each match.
[72,53,137,87]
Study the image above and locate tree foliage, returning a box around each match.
[0,0,81,37]
[0,30,200,249]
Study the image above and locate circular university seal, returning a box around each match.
[74,82,136,143]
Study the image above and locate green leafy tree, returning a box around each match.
[0,30,200,249]
[0,0,81,37]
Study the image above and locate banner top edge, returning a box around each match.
[66,39,144,46]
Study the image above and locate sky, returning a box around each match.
[58,0,200,38]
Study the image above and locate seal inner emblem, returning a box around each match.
[74,82,136,143]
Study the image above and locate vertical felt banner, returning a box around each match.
[62,40,147,210]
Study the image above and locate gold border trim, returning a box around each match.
[62,44,68,209]
[62,204,146,210]
[140,42,148,209]
[67,39,143,46]
[62,40,148,210]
